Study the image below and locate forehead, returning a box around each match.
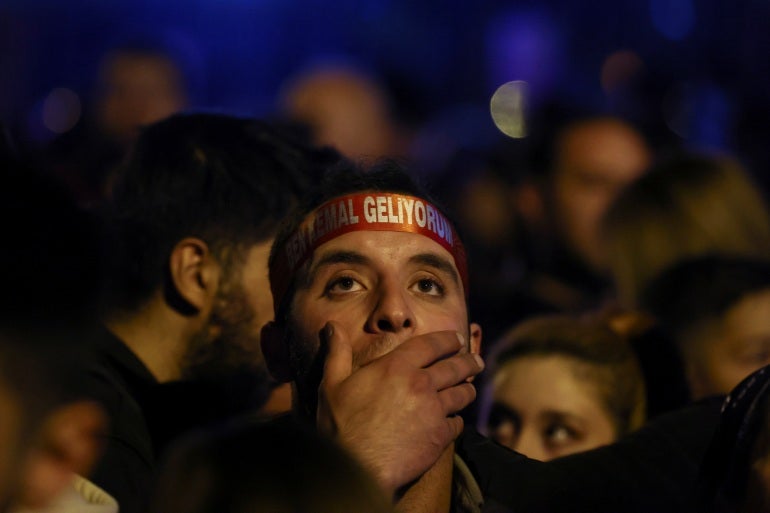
[495,356,603,410]
[310,229,459,274]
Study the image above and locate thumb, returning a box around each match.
[317,321,352,436]
[321,321,353,389]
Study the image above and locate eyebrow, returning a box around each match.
[307,250,371,282]
[539,410,587,429]
[409,253,460,286]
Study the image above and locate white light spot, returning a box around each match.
[490,81,529,139]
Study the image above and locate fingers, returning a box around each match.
[390,330,466,368]
[320,321,353,390]
[426,352,484,390]
[438,382,477,415]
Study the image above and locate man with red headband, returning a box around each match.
[261,161,487,512]
[257,157,730,513]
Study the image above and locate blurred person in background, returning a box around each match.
[45,41,189,205]
[0,146,114,512]
[149,418,392,513]
[95,45,187,148]
[0,330,114,513]
[522,108,651,315]
[602,306,692,419]
[452,108,651,367]
[480,315,645,461]
[436,140,548,347]
[279,63,408,162]
[79,113,333,513]
[696,364,770,513]
[601,153,770,419]
[604,153,770,309]
[642,256,770,402]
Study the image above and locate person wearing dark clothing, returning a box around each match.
[457,396,723,513]
[85,113,334,512]
[149,416,394,513]
[261,162,486,511]
[0,152,114,511]
[642,256,770,402]
[76,328,157,513]
[697,365,770,513]
[627,323,691,419]
[43,42,189,206]
[517,111,651,323]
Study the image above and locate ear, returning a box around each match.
[469,322,482,355]
[261,321,293,383]
[15,401,106,509]
[168,237,221,313]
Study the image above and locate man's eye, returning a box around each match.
[325,276,362,294]
[412,278,444,296]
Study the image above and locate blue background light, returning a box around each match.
[2,0,769,179]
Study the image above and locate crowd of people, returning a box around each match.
[2,42,770,513]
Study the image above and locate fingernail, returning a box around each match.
[456,332,465,347]
[473,354,485,369]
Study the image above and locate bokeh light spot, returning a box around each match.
[42,88,81,134]
[490,81,529,139]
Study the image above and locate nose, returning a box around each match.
[365,280,414,334]
[513,426,548,462]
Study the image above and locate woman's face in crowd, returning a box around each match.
[693,289,770,399]
[488,355,616,461]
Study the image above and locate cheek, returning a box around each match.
[716,360,762,393]
[425,314,466,333]
[419,299,469,327]
[584,416,618,447]
[704,347,753,391]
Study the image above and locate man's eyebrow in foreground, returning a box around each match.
[307,250,371,279]
[409,253,460,286]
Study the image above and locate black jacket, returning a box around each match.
[457,397,724,513]
[76,327,157,513]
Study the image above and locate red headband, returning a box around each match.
[269,192,469,317]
